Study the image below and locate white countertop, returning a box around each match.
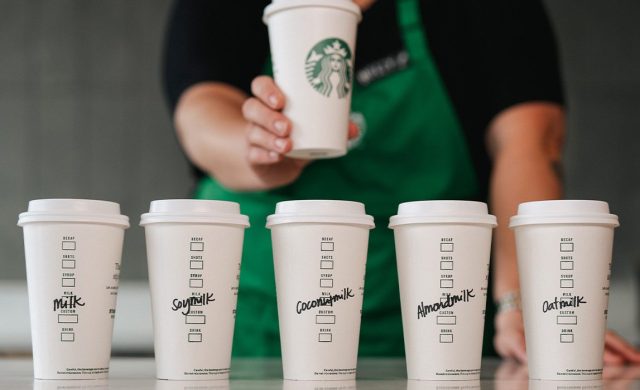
[1,357,640,390]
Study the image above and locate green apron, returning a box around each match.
[196,0,483,356]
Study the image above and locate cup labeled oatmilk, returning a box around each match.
[267,200,374,380]
[510,200,619,380]
[390,201,497,380]
[263,0,361,159]
[18,199,129,379]
[141,200,249,380]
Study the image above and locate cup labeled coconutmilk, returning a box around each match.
[267,200,374,380]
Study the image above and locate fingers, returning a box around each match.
[605,330,640,364]
[242,98,290,137]
[251,76,285,110]
[246,125,292,165]
[348,121,360,140]
[495,335,528,364]
[605,348,626,366]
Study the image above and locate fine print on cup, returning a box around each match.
[141,200,249,380]
[510,200,619,380]
[263,0,361,159]
[18,199,129,379]
[390,201,497,381]
[267,200,374,380]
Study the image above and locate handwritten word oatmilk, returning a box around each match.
[511,200,618,380]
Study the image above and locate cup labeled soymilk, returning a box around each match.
[267,200,374,380]
[390,201,497,380]
[510,200,619,380]
[141,200,249,380]
[18,199,129,379]
[263,0,361,159]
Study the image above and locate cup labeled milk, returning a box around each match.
[389,201,497,380]
[18,199,129,379]
[263,0,361,159]
[267,200,374,380]
[141,200,249,380]
[510,200,619,380]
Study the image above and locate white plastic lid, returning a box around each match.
[509,200,619,228]
[389,201,497,228]
[266,200,374,228]
[263,0,362,24]
[140,199,249,227]
[17,199,129,228]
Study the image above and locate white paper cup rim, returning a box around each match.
[263,0,362,24]
[17,198,129,228]
[509,200,619,228]
[266,200,374,228]
[389,200,497,228]
[140,199,250,227]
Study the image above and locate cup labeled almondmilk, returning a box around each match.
[510,200,619,380]
[141,200,249,380]
[389,201,497,381]
[267,200,374,380]
[18,199,129,379]
[263,0,361,159]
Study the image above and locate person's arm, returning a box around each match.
[487,102,640,365]
[487,101,564,362]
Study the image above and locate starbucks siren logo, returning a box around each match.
[305,38,353,99]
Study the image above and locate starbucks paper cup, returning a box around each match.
[141,200,249,380]
[263,0,361,159]
[389,201,497,381]
[18,199,129,379]
[510,200,619,380]
[267,200,374,380]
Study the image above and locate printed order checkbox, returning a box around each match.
[62,259,76,269]
[318,333,332,342]
[440,243,454,252]
[320,278,334,288]
[321,242,335,251]
[560,279,574,288]
[439,334,454,343]
[440,279,454,289]
[557,315,577,325]
[60,332,75,342]
[560,261,574,270]
[185,315,206,324]
[190,242,204,251]
[190,260,204,270]
[560,334,574,343]
[315,315,336,324]
[440,261,454,271]
[62,241,76,251]
[320,260,334,269]
[560,243,574,252]
[62,278,76,287]
[58,314,78,324]
[188,333,203,343]
[189,278,204,288]
[436,315,456,325]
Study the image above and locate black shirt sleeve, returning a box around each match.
[162,0,271,113]
[422,0,565,201]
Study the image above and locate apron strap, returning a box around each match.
[396,0,432,64]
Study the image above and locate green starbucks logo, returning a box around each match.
[305,38,353,98]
